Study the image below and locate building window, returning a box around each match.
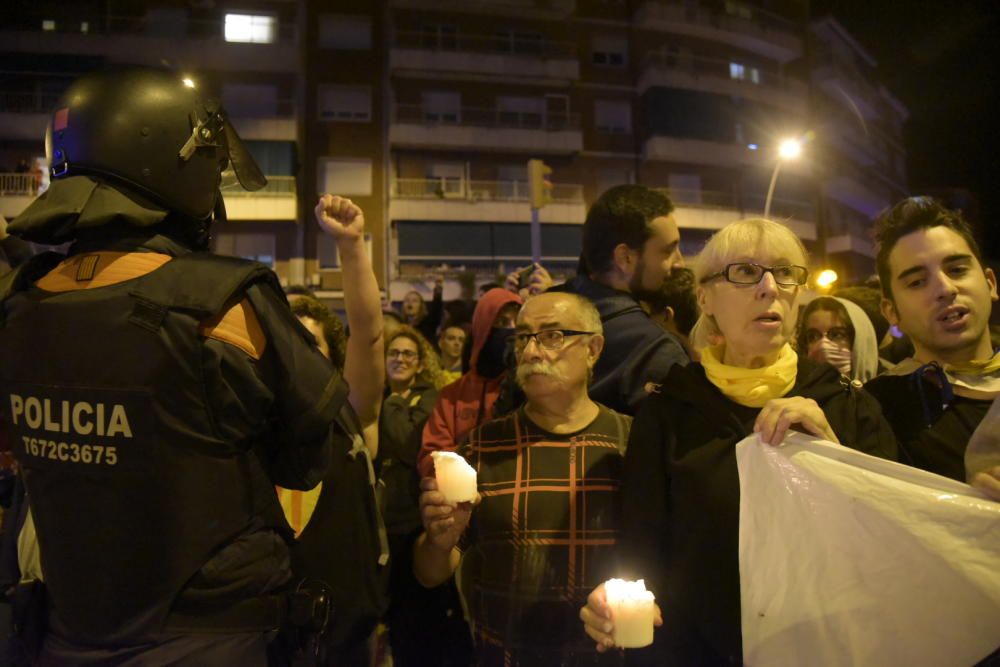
[594,100,632,134]
[668,173,702,204]
[318,14,371,49]
[725,1,753,19]
[592,36,627,66]
[318,158,372,196]
[222,83,279,117]
[596,167,633,197]
[214,233,275,266]
[421,91,461,123]
[224,13,276,44]
[42,20,55,31]
[318,86,371,122]
[730,62,761,83]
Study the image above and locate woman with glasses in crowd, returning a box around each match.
[580,218,896,665]
[797,295,880,383]
[378,326,473,666]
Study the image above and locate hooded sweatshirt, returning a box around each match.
[417,288,522,478]
[834,296,879,383]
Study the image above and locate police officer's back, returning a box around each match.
[0,68,350,665]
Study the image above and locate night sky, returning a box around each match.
[811,0,1000,260]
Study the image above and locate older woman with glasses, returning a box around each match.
[580,218,896,665]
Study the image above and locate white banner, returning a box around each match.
[737,432,1000,667]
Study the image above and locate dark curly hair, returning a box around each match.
[290,296,346,371]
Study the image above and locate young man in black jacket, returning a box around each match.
[865,197,1000,499]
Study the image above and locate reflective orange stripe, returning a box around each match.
[199,299,267,360]
[36,251,267,360]
[36,251,172,291]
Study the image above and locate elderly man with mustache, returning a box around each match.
[413,291,632,667]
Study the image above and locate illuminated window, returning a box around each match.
[729,62,745,80]
[42,20,55,31]
[224,13,276,44]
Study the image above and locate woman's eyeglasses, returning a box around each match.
[700,263,809,287]
[387,349,419,360]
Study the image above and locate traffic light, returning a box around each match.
[527,158,553,209]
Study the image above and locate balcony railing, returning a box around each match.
[221,175,295,197]
[642,51,802,91]
[394,104,580,131]
[392,178,584,203]
[394,29,576,58]
[659,187,737,208]
[0,173,41,196]
[638,1,800,40]
[655,187,814,220]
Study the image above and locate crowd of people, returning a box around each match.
[0,68,997,667]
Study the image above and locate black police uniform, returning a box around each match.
[0,68,351,665]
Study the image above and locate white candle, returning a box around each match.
[431,451,478,504]
[604,578,656,648]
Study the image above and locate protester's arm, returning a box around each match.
[315,195,384,457]
[412,477,470,588]
[426,275,444,333]
[243,283,342,489]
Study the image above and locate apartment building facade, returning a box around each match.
[0,0,908,294]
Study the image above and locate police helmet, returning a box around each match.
[45,67,265,222]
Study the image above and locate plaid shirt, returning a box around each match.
[458,404,631,667]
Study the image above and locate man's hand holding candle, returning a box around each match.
[412,474,480,588]
[419,476,476,553]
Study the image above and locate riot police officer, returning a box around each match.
[0,68,352,665]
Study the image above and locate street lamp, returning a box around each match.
[816,269,838,289]
[764,137,803,218]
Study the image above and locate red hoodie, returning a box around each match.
[417,288,522,478]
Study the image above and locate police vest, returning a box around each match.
[0,250,319,644]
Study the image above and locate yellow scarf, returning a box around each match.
[701,343,798,408]
[945,351,1000,376]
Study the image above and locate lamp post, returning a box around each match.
[764,138,802,218]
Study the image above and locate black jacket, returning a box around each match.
[556,274,689,414]
[865,371,990,481]
[377,379,438,534]
[622,357,897,666]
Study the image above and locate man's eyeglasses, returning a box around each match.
[510,329,595,352]
[387,349,419,360]
[805,327,851,345]
[700,263,809,287]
